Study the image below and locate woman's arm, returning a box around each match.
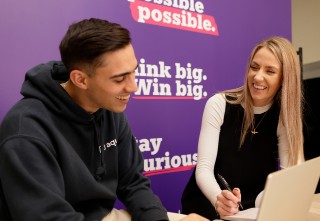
[195,93,226,206]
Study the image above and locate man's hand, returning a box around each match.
[179,213,209,221]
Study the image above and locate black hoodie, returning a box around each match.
[0,61,168,221]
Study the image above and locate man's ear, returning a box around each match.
[69,70,88,90]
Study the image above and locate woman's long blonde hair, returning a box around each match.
[222,36,304,166]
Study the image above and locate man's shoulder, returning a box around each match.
[6,98,49,119]
[0,98,54,140]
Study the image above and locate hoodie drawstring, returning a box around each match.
[92,115,106,181]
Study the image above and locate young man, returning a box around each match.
[0,18,208,221]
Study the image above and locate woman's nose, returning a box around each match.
[254,70,264,81]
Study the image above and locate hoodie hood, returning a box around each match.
[20,61,94,124]
[20,61,106,179]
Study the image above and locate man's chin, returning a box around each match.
[111,106,127,113]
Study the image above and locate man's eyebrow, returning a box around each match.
[110,72,130,79]
[109,64,138,79]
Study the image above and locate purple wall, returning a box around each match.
[0,0,291,213]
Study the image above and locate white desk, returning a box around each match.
[213,193,320,221]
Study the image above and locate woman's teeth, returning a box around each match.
[254,84,266,90]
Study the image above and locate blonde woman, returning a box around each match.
[181,36,304,220]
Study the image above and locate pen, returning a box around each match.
[217,173,244,210]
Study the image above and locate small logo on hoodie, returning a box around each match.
[98,139,117,153]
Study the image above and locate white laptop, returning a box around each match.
[221,156,320,221]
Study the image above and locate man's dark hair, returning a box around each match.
[59,18,131,73]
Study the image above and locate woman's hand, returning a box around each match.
[215,188,242,216]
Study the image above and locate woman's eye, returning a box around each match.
[250,65,259,71]
[267,69,276,74]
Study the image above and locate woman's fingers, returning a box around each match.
[215,191,240,216]
[233,188,243,209]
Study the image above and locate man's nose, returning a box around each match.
[126,74,138,93]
